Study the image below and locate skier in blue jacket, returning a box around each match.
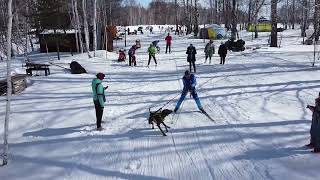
[174,70,204,113]
[92,73,108,131]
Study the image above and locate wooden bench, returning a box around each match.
[0,74,27,96]
[25,63,50,76]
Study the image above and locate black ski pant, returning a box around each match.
[166,43,171,53]
[129,54,132,66]
[220,55,226,64]
[148,54,157,65]
[189,61,196,73]
[94,101,104,129]
[205,54,212,63]
[129,54,136,66]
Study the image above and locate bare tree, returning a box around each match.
[231,0,237,39]
[71,0,79,53]
[82,0,91,58]
[251,0,266,38]
[286,0,289,29]
[315,0,320,41]
[93,0,97,57]
[301,0,308,40]
[292,0,296,29]
[270,0,278,47]
[175,0,179,34]
[74,0,83,53]
[194,0,199,36]
[3,0,13,166]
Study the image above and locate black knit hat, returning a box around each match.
[96,73,105,79]
[185,70,190,76]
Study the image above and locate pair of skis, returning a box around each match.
[174,109,215,122]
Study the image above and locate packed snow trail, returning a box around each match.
[1,29,320,180]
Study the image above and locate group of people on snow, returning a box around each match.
[121,32,228,69]
[122,33,172,66]
[92,69,204,131]
[94,33,320,154]
[186,41,228,73]
[92,71,320,154]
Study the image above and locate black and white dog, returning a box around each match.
[148,108,173,136]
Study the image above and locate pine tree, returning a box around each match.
[31,0,70,60]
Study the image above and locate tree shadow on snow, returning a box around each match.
[23,124,95,137]
[233,146,310,161]
[12,154,167,180]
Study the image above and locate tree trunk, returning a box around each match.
[231,0,237,39]
[175,0,179,35]
[3,0,13,166]
[215,0,219,24]
[209,0,213,24]
[315,0,320,41]
[186,0,191,34]
[301,0,308,39]
[93,0,97,57]
[82,0,92,58]
[75,0,83,53]
[24,3,30,60]
[54,29,61,60]
[194,0,199,36]
[252,0,266,39]
[285,0,289,29]
[270,0,278,47]
[292,0,295,29]
[247,0,252,29]
[29,37,34,51]
[71,0,79,53]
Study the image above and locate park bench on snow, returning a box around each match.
[25,62,50,76]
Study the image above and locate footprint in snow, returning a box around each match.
[125,159,142,170]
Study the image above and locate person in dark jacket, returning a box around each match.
[174,70,204,113]
[165,33,172,53]
[186,44,197,73]
[128,45,138,66]
[306,93,320,153]
[204,40,215,64]
[218,42,228,65]
[91,73,108,131]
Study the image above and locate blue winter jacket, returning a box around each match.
[183,74,197,91]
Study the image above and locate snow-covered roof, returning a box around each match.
[40,29,77,35]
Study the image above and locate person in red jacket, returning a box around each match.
[165,33,172,53]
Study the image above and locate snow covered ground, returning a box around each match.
[1,29,320,180]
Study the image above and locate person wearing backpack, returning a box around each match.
[147,44,157,66]
[91,73,108,131]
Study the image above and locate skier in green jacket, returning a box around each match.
[147,44,157,66]
[92,73,108,131]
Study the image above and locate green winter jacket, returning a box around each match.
[148,46,156,56]
[92,78,106,107]
[204,43,215,56]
